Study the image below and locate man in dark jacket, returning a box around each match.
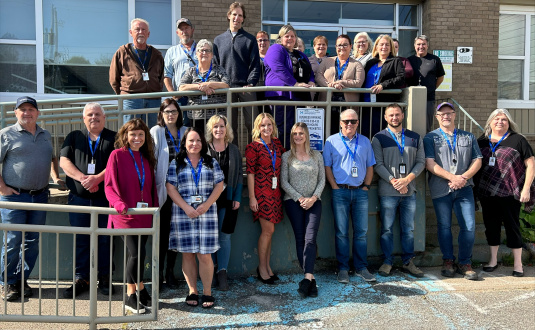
[213,2,260,146]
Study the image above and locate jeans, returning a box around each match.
[212,207,231,271]
[379,194,416,265]
[68,193,111,280]
[123,98,160,127]
[0,190,48,285]
[331,188,369,271]
[432,186,476,265]
[285,199,322,274]
[177,96,191,127]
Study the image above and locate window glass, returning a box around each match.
[399,5,417,26]
[499,14,525,56]
[530,16,535,100]
[42,0,128,94]
[0,44,36,93]
[498,59,523,100]
[135,0,172,45]
[398,30,418,57]
[341,3,394,25]
[0,0,35,40]
[288,1,340,24]
[263,0,283,21]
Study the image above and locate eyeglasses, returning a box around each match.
[257,39,269,42]
[356,41,367,45]
[198,49,212,54]
[436,112,455,118]
[341,119,359,125]
[336,43,350,49]
[163,110,179,116]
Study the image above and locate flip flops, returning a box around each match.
[201,295,215,309]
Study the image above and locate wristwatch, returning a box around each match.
[363,184,371,190]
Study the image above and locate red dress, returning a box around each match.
[245,138,285,223]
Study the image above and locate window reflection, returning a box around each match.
[498,59,523,100]
[135,0,172,45]
[263,0,284,21]
[499,14,525,56]
[0,44,36,93]
[0,0,35,40]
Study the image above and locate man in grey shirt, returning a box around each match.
[423,102,482,281]
[0,96,63,302]
[372,103,425,278]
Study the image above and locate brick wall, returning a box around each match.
[182,0,262,42]
[422,0,500,127]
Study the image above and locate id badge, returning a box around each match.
[136,202,149,208]
[87,163,96,175]
[299,67,303,77]
[370,93,376,103]
[142,72,149,81]
[202,94,208,100]
[351,166,358,178]
[399,163,407,175]
[272,177,277,189]
[192,195,203,204]
[489,157,496,167]
[449,163,457,174]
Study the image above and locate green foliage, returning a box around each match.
[519,205,535,243]
[501,253,514,266]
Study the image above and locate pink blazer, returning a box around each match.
[315,56,365,102]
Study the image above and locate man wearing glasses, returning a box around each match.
[163,18,198,127]
[323,109,376,283]
[423,102,482,280]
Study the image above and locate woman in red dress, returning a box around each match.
[246,113,285,285]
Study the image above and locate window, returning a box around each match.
[498,10,535,106]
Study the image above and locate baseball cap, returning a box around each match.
[176,18,193,29]
[436,102,455,112]
[15,96,38,111]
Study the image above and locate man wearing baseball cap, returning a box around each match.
[423,102,482,280]
[163,18,198,128]
[0,96,64,301]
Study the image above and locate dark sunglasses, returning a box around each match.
[341,119,359,125]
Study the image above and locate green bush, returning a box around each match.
[519,205,535,243]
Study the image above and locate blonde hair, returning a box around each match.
[352,32,373,58]
[205,114,234,143]
[372,34,396,58]
[484,109,520,138]
[251,113,278,140]
[275,24,297,46]
[289,122,312,162]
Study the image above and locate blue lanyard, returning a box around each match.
[133,45,149,72]
[166,128,180,154]
[88,133,101,161]
[181,41,196,57]
[335,57,349,80]
[489,131,509,155]
[260,138,276,174]
[373,66,382,85]
[128,148,145,196]
[196,63,212,82]
[185,157,203,191]
[387,128,405,158]
[439,128,457,154]
[339,132,359,164]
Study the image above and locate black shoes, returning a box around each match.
[297,278,318,298]
[165,272,179,288]
[309,279,318,297]
[512,271,524,277]
[483,264,498,272]
[139,287,152,307]
[63,279,90,298]
[256,267,275,285]
[125,293,145,314]
[98,276,116,296]
[1,283,20,302]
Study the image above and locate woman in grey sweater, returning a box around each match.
[281,122,325,298]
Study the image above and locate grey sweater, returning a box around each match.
[371,128,425,196]
[281,150,326,201]
[213,28,260,87]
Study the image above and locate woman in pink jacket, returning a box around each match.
[105,118,158,314]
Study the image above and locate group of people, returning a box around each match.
[1,0,534,318]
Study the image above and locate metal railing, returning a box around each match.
[433,98,484,135]
[0,200,160,330]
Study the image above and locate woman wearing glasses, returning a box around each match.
[179,39,230,135]
[316,34,365,135]
[150,98,188,289]
[361,34,405,138]
[352,32,373,67]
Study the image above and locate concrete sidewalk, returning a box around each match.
[3,265,533,329]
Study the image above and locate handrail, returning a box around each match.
[447,98,484,133]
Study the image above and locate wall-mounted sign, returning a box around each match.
[296,108,324,151]
[434,50,453,92]
[457,47,473,64]
[434,50,454,64]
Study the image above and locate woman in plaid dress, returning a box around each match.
[166,127,224,308]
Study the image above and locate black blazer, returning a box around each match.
[364,56,405,102]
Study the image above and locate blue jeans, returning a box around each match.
[68,193,111,280]
[432,186,476,265]
[331,188,369,271]
[212,207,231,271]
[0,190,48,285]
[123,98,160,127]
[379,194,416,265]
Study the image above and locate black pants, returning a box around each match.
[159,196,178,275]
[123,235,148,284]
[480,195,522,248]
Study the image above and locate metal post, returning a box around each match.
[325,89,333,137]
[88,210,98,330]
